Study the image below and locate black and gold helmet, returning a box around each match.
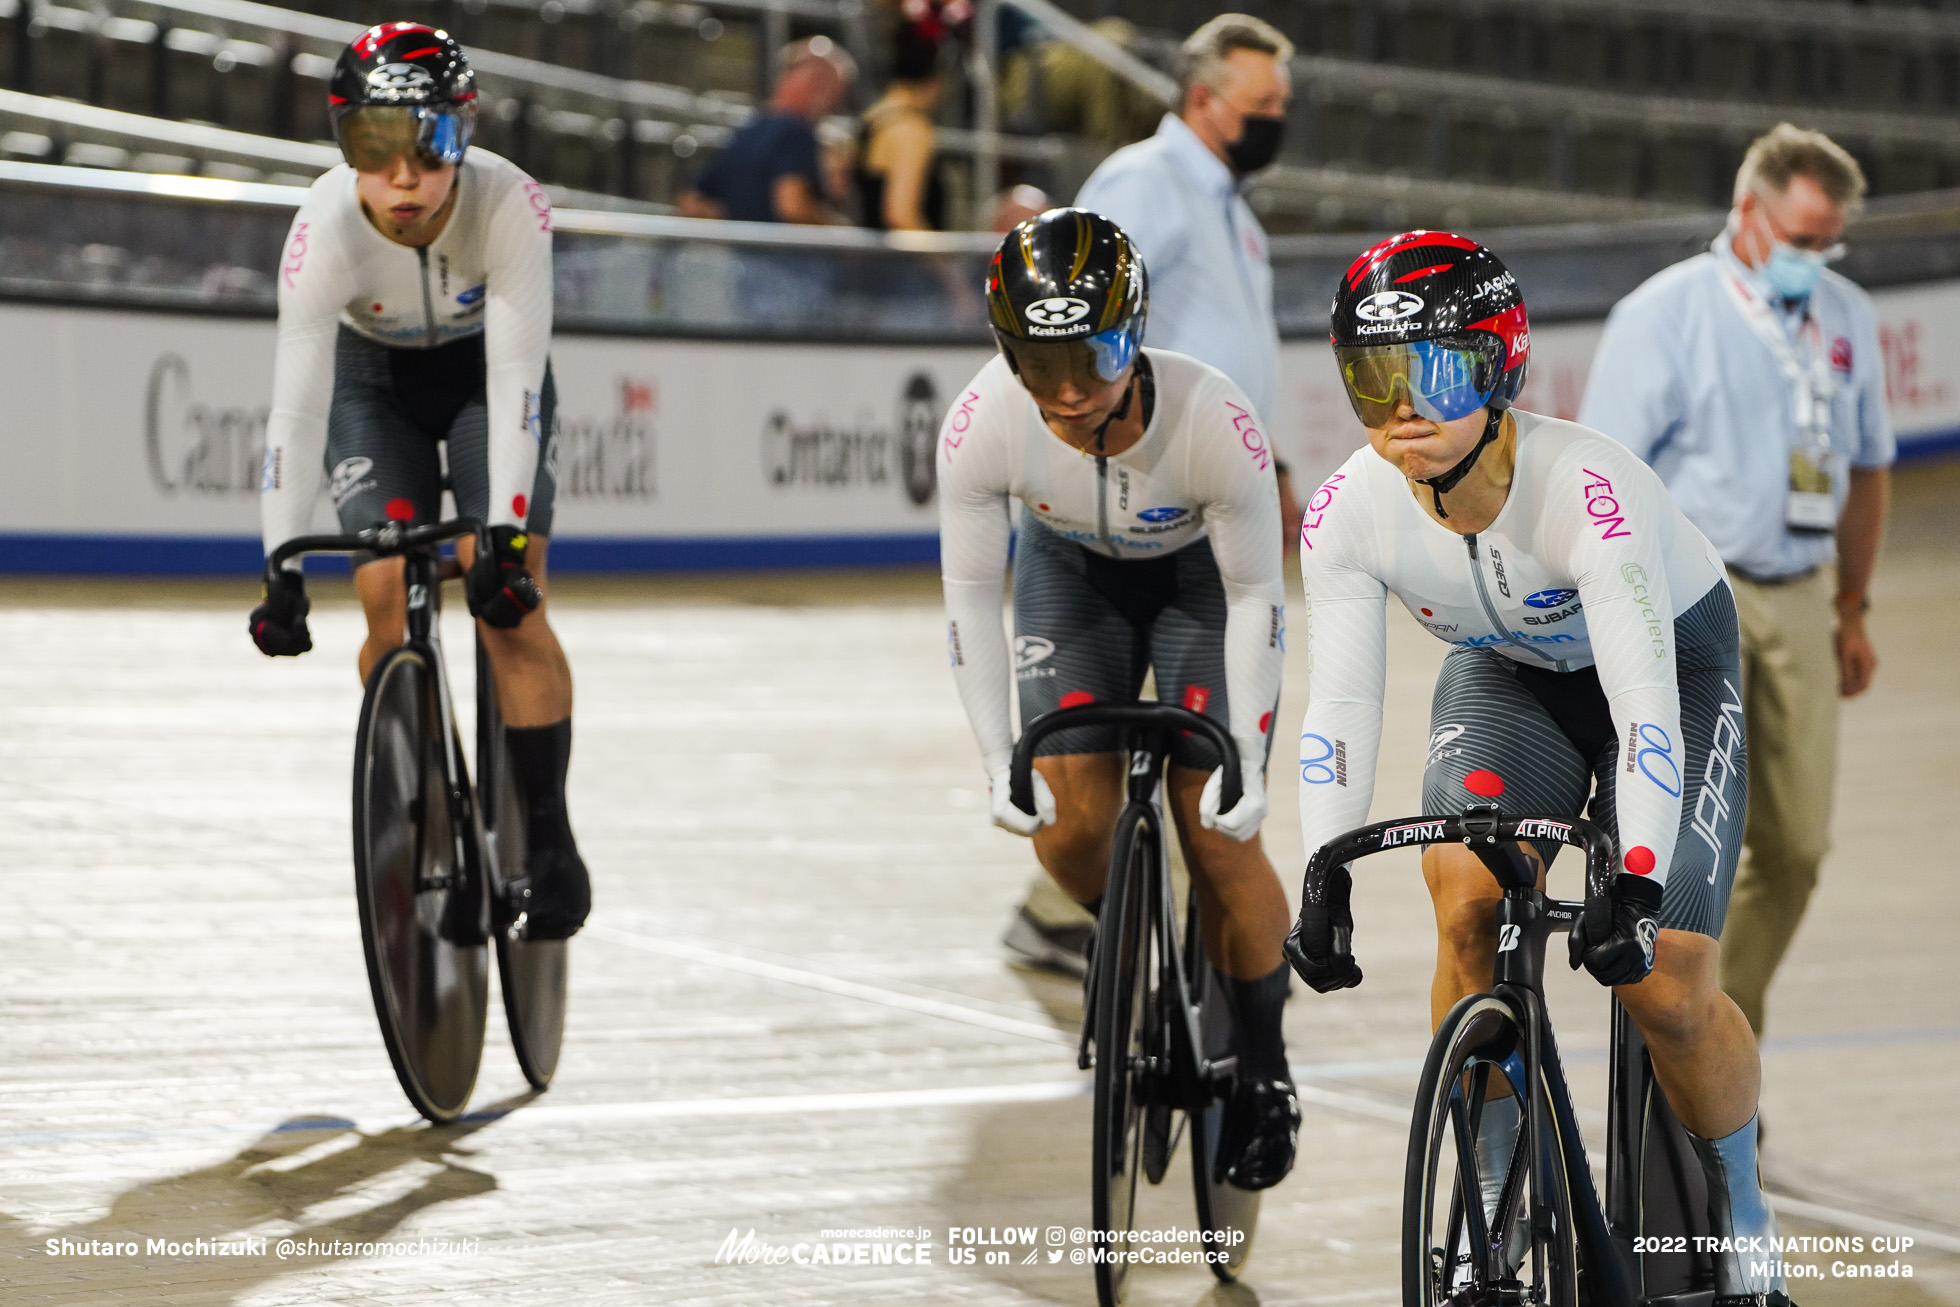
[987,208,1148,402]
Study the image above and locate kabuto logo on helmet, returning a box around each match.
[366,62,436,98]
[1024,297,1091,328]
[1354,289,1425,323]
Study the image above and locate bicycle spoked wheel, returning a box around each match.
[1404,994,1579,1307]
[353,646,488,1123]
[1186,906,1259,1283]
[476,643,567,1089]
[1091,808,1163,1307]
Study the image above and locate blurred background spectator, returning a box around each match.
[989,184,1051,234]
[856,27,947,231]
[999,18,1163,152]
[677,36,857,224]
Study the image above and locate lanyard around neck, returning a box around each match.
[1718,262,1837,453]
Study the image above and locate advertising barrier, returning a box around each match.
[3,285,1956,573]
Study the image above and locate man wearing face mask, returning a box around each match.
[1001,14,1295,976]
[1579,124,1893,1047]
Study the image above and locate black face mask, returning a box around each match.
[1226,114,1286,176]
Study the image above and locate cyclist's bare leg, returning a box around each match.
[1424,841,1759,1138]
[456,535,573,726]
[1613,932,1759,1138]
[1165,764,1288,980]
[1029,752,1125,904]
[352,539,572,727]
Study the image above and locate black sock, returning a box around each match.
[505,718,575,852]
[1227,964,1292,1082]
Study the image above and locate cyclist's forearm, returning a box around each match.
[943,576,1014,774]
[1297,697,1381,859]
[1221,581,1286,768]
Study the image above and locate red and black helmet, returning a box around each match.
[329,24,477,169]
[1330,231,1530,413]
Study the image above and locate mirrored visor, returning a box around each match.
[1335,337,1497,428]
[335,104,476,173]
[998,325,1140,403]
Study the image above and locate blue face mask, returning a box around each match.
[1762,241,1830,300]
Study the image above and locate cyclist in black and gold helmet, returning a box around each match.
[940,208,1300,1190]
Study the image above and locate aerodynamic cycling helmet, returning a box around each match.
[329,23,478,172]
[987,208,1148,404]
[1330,231,1530,511]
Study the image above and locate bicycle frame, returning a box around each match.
[1305,805,1702,1307]
[1008,702,1244,1098]
[270,517,490,897]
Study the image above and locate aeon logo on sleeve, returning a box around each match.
[1023,297,1090,328]
[1354,290,1425,322]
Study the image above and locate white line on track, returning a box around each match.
[586,923,1077,1045]
[1768,1194,1960,1255]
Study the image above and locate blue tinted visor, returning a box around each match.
[1336,337,1498,427]
[335,103,477,172]
[998,324,1140,402]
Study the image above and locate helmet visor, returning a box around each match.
[334,104,476,172]
[998,325,1140,403]
[1336,337,1498,428]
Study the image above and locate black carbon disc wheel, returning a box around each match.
[1404,994,1579,1307]
[1187,910,1259,1283]
[1091,808,1161,1307]
[477,642,568,1091]
[353,646,488,1124]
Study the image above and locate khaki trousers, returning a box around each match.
[1720,566,1840,1037]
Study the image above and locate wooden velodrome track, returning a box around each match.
[3,460,1955,1306]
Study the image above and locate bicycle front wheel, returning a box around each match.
[1404,994,1579,1307]
[477,640,567,1090]
[1091,805,1164,1307]
[353,646,488,1123]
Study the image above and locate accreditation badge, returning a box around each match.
[1785,448,1835,534]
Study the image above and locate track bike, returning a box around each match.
[268,515,568,1122]
[1008,701,1261,1307]
[1297,804,1718,1307]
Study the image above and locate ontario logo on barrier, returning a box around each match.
[763,371,941,508]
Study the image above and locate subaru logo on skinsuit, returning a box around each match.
[1023,296,1090,327]
[1138,506,1187,523]
[457,284,486,306]
[1355,289,1425,322]
[367,62,435,96]
[1525,588,1579,609]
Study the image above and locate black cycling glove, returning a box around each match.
[1568,872,1664,986]
[1284,864,1362,993]
[466,525,542,629]
[249,569,312,657]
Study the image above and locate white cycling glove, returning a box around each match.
[1200,762,1268,842]
[989,765,1056,837]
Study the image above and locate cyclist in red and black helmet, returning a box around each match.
[1295,232,1794,1305]
[252,23,589,940]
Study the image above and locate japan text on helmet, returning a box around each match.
[329,23,478,171]
[987,208,1148,403]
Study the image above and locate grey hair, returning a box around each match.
[779,34,858,85]
[1177,13,1294,102]
[1734,122,1867,210]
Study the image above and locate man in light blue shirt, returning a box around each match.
[1075,14,1289,436]
[1580,124,1893,1046]
[1000,14,1297,977]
